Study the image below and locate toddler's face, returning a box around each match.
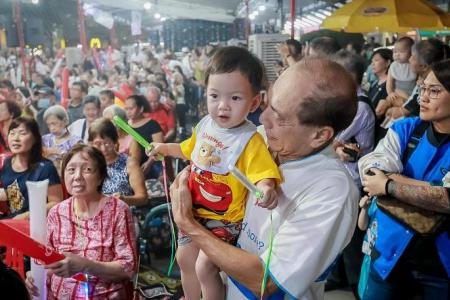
[206,71,259,129]
[393,42,411,64]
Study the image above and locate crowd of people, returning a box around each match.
[0,32,448,300]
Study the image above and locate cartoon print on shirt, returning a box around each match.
[6,180,24,212]
[189,168,232,215]
[362,219,378,256]
[196,142,221,167]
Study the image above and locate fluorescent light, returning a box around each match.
[31,0,39,4]
[154,13,161,19]
[161,17,167,21]
[258,5,266,11]
[305,15,322,23]
[313,12,326,19]
[301,18,316,26]
[319,9,332,16]
[143,2,152,10]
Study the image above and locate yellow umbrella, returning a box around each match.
[321,0,450,33]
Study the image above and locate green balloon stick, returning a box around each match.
[113,116,162,159]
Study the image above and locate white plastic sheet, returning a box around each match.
[26,179,49,300]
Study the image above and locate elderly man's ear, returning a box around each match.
[311,126,335,149]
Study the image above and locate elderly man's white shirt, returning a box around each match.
[227,146,359,300]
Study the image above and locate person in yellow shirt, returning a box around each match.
[148,46,281,300]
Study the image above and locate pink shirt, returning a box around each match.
[46,196,137,299]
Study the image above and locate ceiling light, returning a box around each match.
[249,14,256,20]
[161,17,167,21]
[258,5,266,11]
[154,13,161,19]
[31,0,39,4]
[143,2,152,10]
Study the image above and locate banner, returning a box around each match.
[131,11,142,36]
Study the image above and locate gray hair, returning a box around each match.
[147,86,161,99]
[102,104,127,121]
[43,105,69,125]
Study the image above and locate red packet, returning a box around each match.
[0,220,64,264]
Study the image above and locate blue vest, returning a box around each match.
[373,117,450,279]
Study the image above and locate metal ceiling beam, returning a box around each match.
[87,0,235,23]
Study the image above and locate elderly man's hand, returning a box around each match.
[362,168,389,197]
[170,168,195,228]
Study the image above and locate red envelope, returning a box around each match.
[0,220,64,264]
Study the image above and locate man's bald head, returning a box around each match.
[146,86,162,111]
[278,57,357,135]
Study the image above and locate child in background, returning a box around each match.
[357,195,378,299]
[148,46,281,300]
[376,37,416,122]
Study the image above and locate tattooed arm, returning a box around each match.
[362,168,450,214]
[387,181,450,214]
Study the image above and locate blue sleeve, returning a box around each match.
[38,160,61,185]
[368,198,377,218]
[389,117,422,157]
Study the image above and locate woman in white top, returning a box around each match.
[68,95,101,143]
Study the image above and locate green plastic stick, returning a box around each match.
[112,116,164,160]
[113,116,152,150]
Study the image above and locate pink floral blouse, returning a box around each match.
[46,196,137,299]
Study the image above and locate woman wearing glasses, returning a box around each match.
[358,59,450,300]
[89,118,147,207]
[26,144,137,299]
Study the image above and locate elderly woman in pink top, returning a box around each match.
[26,144,137,299]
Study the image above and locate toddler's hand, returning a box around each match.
[145,143,165,158]
[255,180,278,210]
[359,195,372,209]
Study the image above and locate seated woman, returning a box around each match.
[0,117,62,219]
[42,105,81,175]
[26,144,137,299]
[0,99,22,153]
[89,118,148,206]
[124,95,163,179]
[102,104,135,155]
[68,95,101,143]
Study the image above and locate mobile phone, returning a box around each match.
[342,146,358,161]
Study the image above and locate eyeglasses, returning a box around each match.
[418,84,444,100]
[91,141,114,149]
[65,166,97,175]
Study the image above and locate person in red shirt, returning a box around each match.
[145,86,176,142]
[145,86,176,180]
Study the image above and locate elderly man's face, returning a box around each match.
[260,69,319,162]
[147,90,161,111]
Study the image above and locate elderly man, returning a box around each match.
[169,57,360,299]
[145,86,176,142]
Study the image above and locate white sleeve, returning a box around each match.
[261,174,358,298]
[358,128,403,178]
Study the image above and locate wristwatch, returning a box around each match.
[385,179,394,196]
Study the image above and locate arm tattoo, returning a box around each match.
[390,181,450,214]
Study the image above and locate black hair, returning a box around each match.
[431,59,450,93]
[0,261,30,300]
[310,37,341,57]
[126,94,151,113]
[83,95,101,109]
[205,46,267,94]
[99,89,115,101]
[88,118,119,144]
[285,39,302,60]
